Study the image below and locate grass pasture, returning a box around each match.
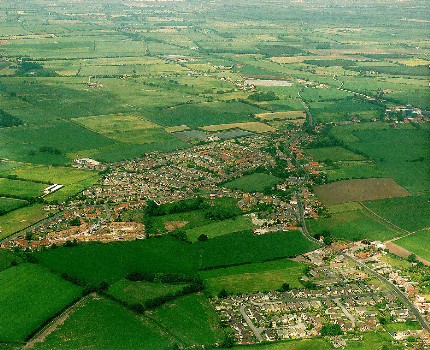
[0,197,27,214]
[32,296,175,350]
[0,263,82,343]
[224,173,282,193]
[198,230,319,270]
[395,230,430,262]
[186,215,255,242]
[72,114,168,144]
[200,258,307,296]
[107,280,188,306]
[150,294,225,347]
[307,208,403,242]
[33,237,198,286]
[201,122,274,133]
[305,147,366,162]
[223,338,332,350]
[0,178,46,200]
[313,178,410,206]
[0,204,48,240]
[364,196,430,232]
[3,164,99,203]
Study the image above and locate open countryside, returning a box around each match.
[0,0,429,349]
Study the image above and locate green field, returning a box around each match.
[0,197,27,214]
[305,147,366,162]
[186,215,255,242]
[363,196,430,232]
[384,322,421,333]
[0,178,46,200]
[395,230,430,261]
[199,230,319,269]
[150,293,225,346]
[325,163,385,182]
[33,237,199,286]
[224,173,282,193]
[334,125,429,195]
[0,204,48,240]
[107,280,188,306]
[200,258,307,296]
[0,250,21,273]
[32,296,175,350]
[225,338,333,350]
[2,164,99,202]
[307,208,403,242]
[0,263,82,342]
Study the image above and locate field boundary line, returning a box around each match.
[23,293,93,349]
[358,202,411,238]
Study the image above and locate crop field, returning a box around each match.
[0,263,82,343]
[224,173,282,193]
[313,178,410,206]
[0,197,27,214]
[198,230,319,269]
[307,208,403,242]
[395,230,430,262]
[34,237,199,286]
[186,215,255,242]
[32,296,175,350]
[305,147,366,162]
[200,259,307,296]
[0,204,48,240]
[0,178,46,200]
[107,280,187,306]
[363,196,430,232]
[150,294,225,347]
[201,122,275,133]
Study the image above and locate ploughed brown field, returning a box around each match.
[314,178,410,205]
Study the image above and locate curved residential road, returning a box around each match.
[345,254,430,332]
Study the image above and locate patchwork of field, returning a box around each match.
[200,259,307,296]
[201,122,275,133]
[0,263,82,343]
[313,178,410,206]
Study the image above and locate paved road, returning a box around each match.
[345,254,430,332]
[239,306,265,342]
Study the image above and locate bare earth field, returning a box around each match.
[385,241,430,266]
[313,178,410,205]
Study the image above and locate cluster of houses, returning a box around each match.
[213,244,430,348]
[347,241,430,326]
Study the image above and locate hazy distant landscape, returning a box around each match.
[0,0,429,349]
